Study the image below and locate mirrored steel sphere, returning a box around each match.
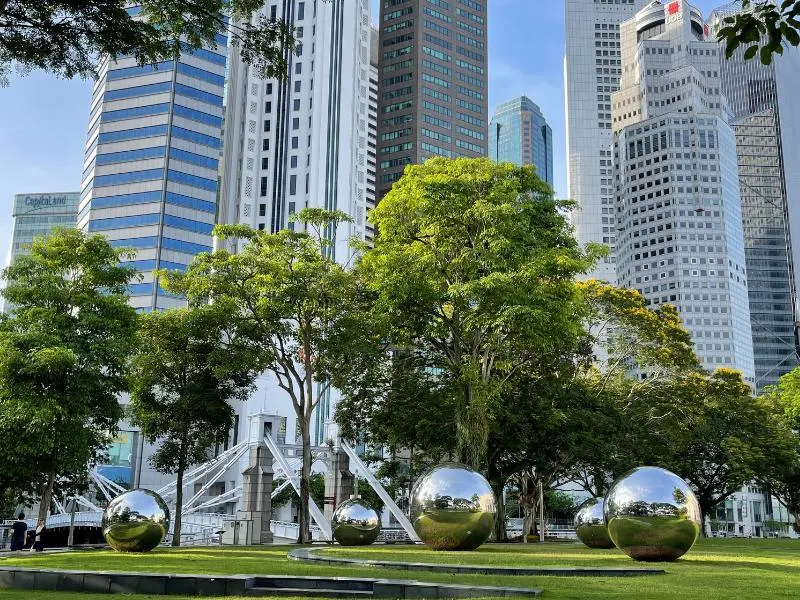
[604,466,701,562]
[410,463,496,551]
[331,498,381,546]
[574,497,614,549]
[102,489,170,552]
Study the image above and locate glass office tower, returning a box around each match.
[489,96,553,186]
[79,24,227,311]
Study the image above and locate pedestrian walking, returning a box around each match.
[9,513,27,551]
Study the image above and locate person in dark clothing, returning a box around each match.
[10,513,27,551]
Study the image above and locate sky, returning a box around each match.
[0,0,723,265]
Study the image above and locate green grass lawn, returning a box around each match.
[1,538,799,599]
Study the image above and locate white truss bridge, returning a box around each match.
[39,437,419,545]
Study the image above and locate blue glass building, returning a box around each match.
[489,96,553,186]
[79,24,227,311]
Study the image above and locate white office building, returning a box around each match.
[565,0,648,284]
[612,0,754,380]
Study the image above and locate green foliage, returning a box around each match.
[129,303,259,544]
[717,0,800,65]
[0,0,294,85]
[0,229,138,515]
[164,209,365,543]
[358,157,599,467]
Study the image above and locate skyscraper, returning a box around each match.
[565,0,647,284]
[612,0,754,381]
[711,1,800,391]
[79,20,227,312]
[367,26,379,245]
[489,96,553,186]
[220,0,372,446]
[376,0,489,200]
[2,192,80,313]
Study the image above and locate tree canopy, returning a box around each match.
[718,0,800,64]
[0,0,294,84]
[129,303,259,545]
[357,157,600,468]
[0,229,138,518]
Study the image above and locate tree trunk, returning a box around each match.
[491,478,507,542]
[298,421,312,543]
[38,471,55,521]
[698,501,709,538]
[172,463,184,547]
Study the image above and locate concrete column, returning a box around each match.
[238,441,274,544]
[323,450,355,521]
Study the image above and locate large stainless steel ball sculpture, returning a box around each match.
[410,463,496,551]
[102,489,171,552]
[331,498,381,546]
[604,466,701,562]
[574,497,614,549]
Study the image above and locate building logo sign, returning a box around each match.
[13,193,79,216]
[666,1,681,24]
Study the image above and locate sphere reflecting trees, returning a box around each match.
[604,466,701,561]
[331,498,381,546]
[410,463,496,551]
[102,489,171,552]
[574,497,614,549]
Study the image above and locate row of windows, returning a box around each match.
[105,81,171,102]
[457,85,483,100]
[422,45,450,62]
[107,62,173,81]
[421,141,452,157]
[175,83,223,107]
[424,19,450,37]
[382,142,413,154]
[423,86,450,102]
[172,125,221,149]
[164,214,213,235]
[424,7,450,22]
[456,138,483,153]
[166,191,216,213]
[169,147,218,170]
[183,46,227,67]
[110,236,212,254]
[423,128,451,143]
[122,259,188,273]
[380,157,412,169]
[101,102,169,122]
[380,128,411,142]
[167,169,217,191]
[92,190,162,209]
[94,168,163,187]
[173,103,222,128]
[384,59,413,74]
[422,59,450,76]
[89,213,161,231]
[383,100,413,114]
[456,98,482,113]
[176,62,225,87]
[422,72,450,88]
[457,46,483,62]
[423,100,452,116]
[456,33,483,50]
[98,124,167,144]
[96,145,165,166]
[423,113,451,129]
[383,45,412,60]
[456,71,482,88]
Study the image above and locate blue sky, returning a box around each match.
[0,0,722,263]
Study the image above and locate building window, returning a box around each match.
[289,175,297,195]
[260,177,268,196]
[298,2,305,19]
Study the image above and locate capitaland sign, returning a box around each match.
[13,193,79,215]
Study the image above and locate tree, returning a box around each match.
[717,0,800,65]
[645,369,784,533]
[0,0,294,85]
[0,229,138,519]
[164,209,365,544]
[359,157,600,468]
[129,304,258,546]
[761,367,800,532]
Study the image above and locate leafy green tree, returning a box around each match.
[129,304,258,546]
[0,229,138,519]
[359,157,599,468]
[643,369,784,533]
[760,368,800,532]
[0,0,294,84]
[717,0,800,65]
[164,209,364,544]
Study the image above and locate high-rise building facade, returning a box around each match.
[376,0,489,199]
[79,17,227,312]
[3,192,80,313]
[220,0,372,446]
[565,0,647,284]
[489,96,553,186]
[367,26,379,244]
[711,1,800,391]
[612,0,754,381]
[6,192,80,266]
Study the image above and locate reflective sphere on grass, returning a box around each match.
[410,463,496,551]
[604,466,701,562]
[102,489,170,552]
[331,498,381,546]
[574,497,614,549]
